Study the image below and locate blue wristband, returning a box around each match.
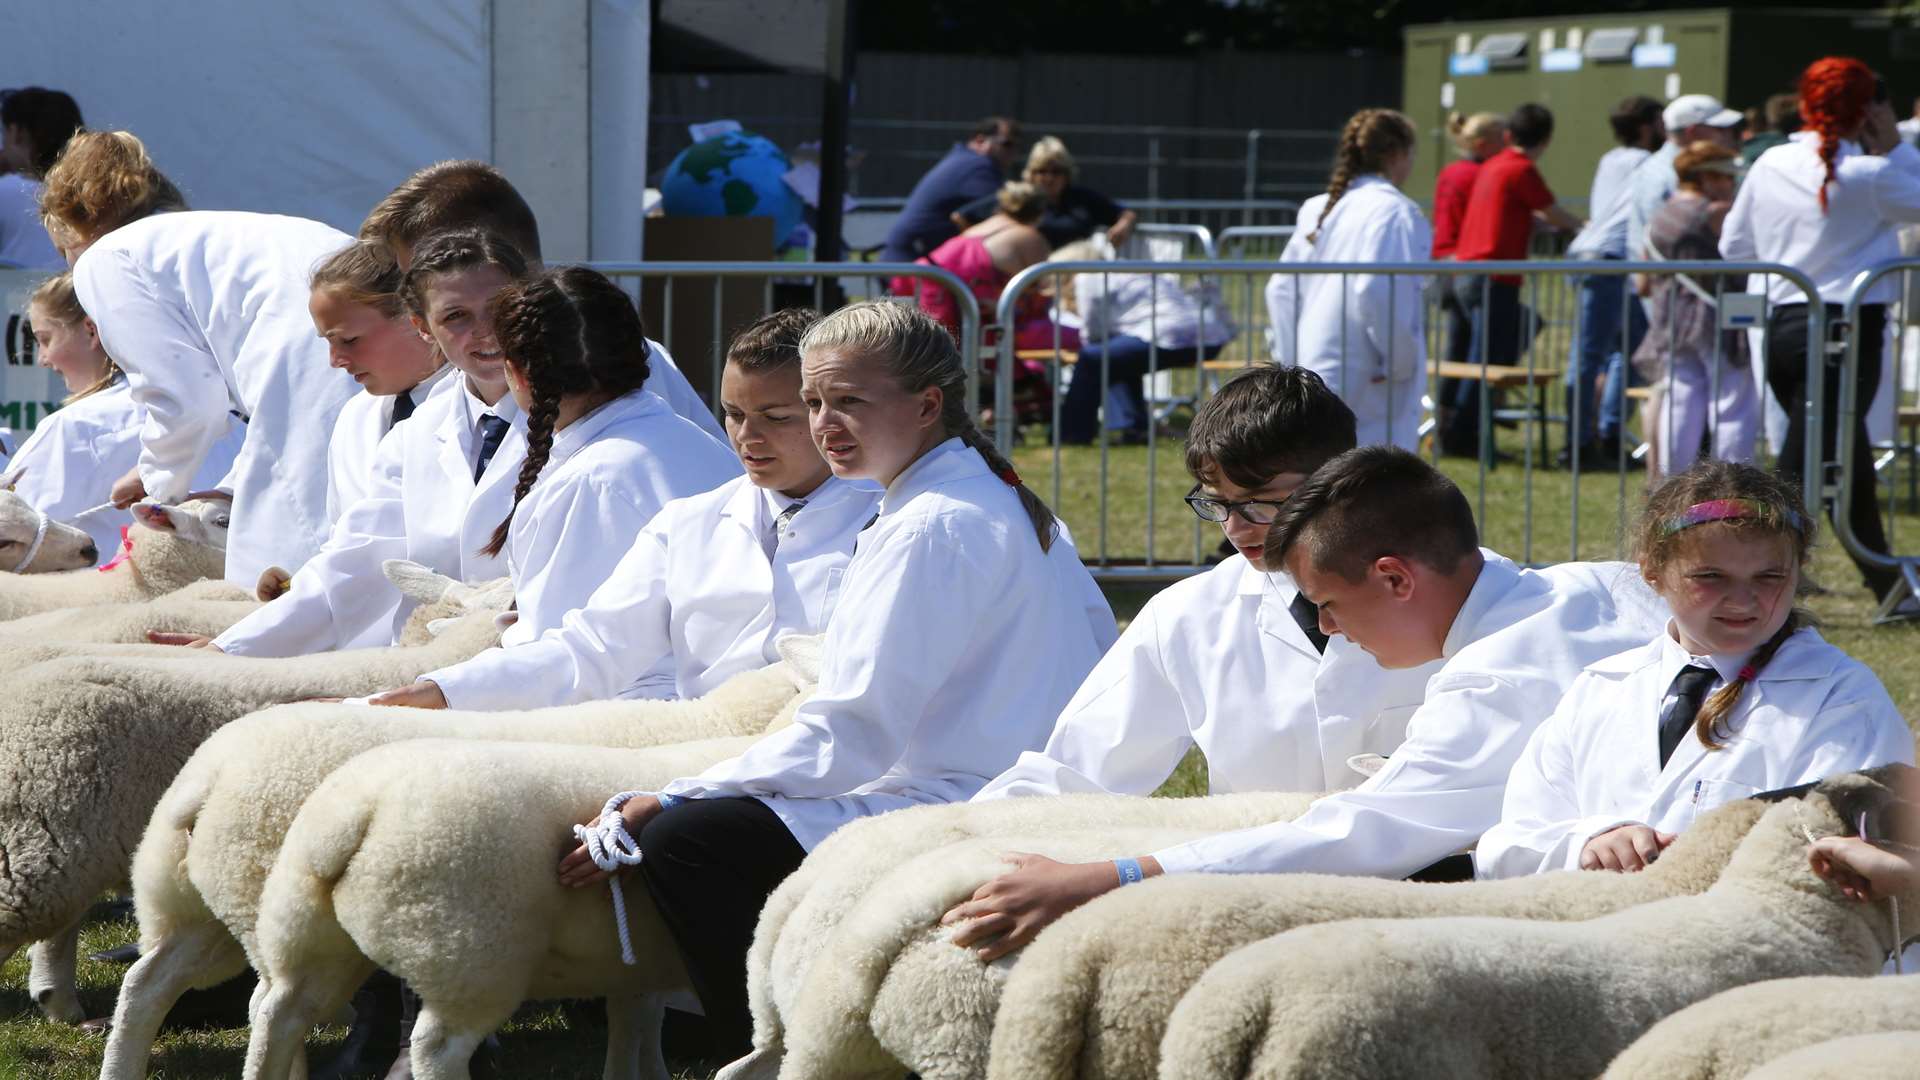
[1113,857,1146,886]
[655,792,685,811]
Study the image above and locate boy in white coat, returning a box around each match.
[413,307,880,709]
[976,365,1436,801]
[1477,461,1913,878]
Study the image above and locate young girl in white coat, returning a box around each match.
[1476,461,1913,878]
[41,131,359,584]
[14,272,241,564]
[410,307,881,709]
[555,301,1116,1056]
[1267,109,1431,450]
[365,265,740,706]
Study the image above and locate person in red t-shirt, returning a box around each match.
[1431,112,1506,370]
[1440,103,1583,457]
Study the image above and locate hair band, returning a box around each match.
[1659,498,1802,538]
[997,466,1022,487]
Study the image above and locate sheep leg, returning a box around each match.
[408,1005,488,1080]
[603,992,670,1080]
[243,960,372,1080]
[713,1045,782,1080]
[26,917,85,1023]
[100,921,249,1079]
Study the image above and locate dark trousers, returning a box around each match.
[637,797,808,1058]
[1441,277,1522,455]
[1766,303,1893,593]
[1059,335,1217,444]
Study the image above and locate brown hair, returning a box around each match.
[1673,141,1740,191]
[798,301,1058,551]
[728,308,821,374]
[398,229,531,322]
[1262,446,1478,581]
[28,272,120,403]
[1184,366,1357,490]
[995,181,1046,225]
[38,130,187,248]
[1312,109,1415,243]
[479,267,654,558]
[1632,460,1817,751]
[361,160,543,263]
[311,240,407,320]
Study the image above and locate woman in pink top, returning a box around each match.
[917,181,1054,423]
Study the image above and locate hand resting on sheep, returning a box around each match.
[99,638,819,1080]
[1150,767,1915,1080]
[0,497,233,622]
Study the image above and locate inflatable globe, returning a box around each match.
[659,131,805,250]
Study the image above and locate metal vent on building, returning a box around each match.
[1583,27,1640,62]
[1473,32,1530,68]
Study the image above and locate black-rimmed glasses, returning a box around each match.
[1184,484,1287,525]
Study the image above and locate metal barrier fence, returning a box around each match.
[850,197,1300,248]
[1840,259,1920,622]
[994,258,1844,582]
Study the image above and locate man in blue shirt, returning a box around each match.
[880,116,1020,263]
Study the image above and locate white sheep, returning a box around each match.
[243,735,788,1080]
[0,577,256,646]
[0,488,101,574]
[1152,770,1911,1080]
[1742,1032,1920,1080]
[0,497,233,622]
[100,642,817,1080]
[1601,974,1920,1080]
[0,566,510,1023]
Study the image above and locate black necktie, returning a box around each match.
[390,389,418,428]
[1657,664,1720,768]
[473,414,510,482]
[1289,593,1328,654]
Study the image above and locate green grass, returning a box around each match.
[5,419,1917,1078]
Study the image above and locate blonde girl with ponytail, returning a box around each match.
[1478,459,1912,880]
[554,300,1117,1058]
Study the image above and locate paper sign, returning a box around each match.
[1632,43,1676,68]
[1719,293,1767,330]
[687,119,744,143]
[1542,49,1583,72]
[1449,54,1490,77]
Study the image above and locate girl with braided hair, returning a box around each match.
[1266,108,1432,449]
[1722,57,1920,608]
[1478,459,1911,879]
[556,300,1116,1058]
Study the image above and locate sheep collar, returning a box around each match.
[12,501,50,573]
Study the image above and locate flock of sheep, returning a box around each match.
[0,490,1914,1079]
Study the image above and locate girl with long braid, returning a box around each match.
[1265,109,1432,450]
[556,301,1116,1058]
[1721,56,1920,610]
[1477,459,1911,879]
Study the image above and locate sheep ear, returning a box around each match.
[1346,753,1389,779]
[1815,767,1908,843]
[773,633,826,685]
[383,559,459,605]
[461,576,517,612]
[132,503,176,531]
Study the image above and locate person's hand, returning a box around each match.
[1862,100,1902,156]
[146,631,220,650]
[1810,835,1918,903]
[110,468,147,510]
[558,795,664,887]
[256,566,292,602]
[1579,824,1675,872]
[940,853,1152,961]
[1106,216,1136,248]
[364,681,448,709]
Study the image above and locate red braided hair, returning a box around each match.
[1798,57,1875,214]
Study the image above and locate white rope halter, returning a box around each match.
[573,790,652,965]
[12,502,50,573]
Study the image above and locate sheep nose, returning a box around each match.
[80,543,98,564]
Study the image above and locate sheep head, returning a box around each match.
[774,632,826,689]
[121,495,233,594]
[386,560,515,645]
[1761,765,1920,956]
[0,490,98,573]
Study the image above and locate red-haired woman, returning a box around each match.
[1721,57,1920,608]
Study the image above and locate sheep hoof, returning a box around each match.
[34,985,86,1024]
[713,1045,782,1080]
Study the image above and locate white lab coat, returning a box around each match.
[644,338,728,443]
[424,473,881,710]
[1266,177,1431,450]
[71,211,360,583]
[8,377,244,561]
[427,389,741,704]
[976,555,1440,799]
[214,376,528,656]
[1476,626,1914,879]
[324,368,450,524]
[1149,553,1669,878]
[658,438,1120,851]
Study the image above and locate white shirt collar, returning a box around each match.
[459,379,523,428]
[1656,620,1755,686]
[1441,549,1513,660]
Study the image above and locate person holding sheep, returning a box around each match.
[1477,460,1913,878]
[556,300,1116,1056]
[974,364,1436,802]
[405,307,882,708]
[940,447,1663,961]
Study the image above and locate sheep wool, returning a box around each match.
[0,497,233,621]
[1742,1032,1920,1080]
[1153,771,1913,1080]
[1602,975,1920,1080]
[0,577,255,644]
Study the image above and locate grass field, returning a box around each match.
[3,424,1916,1078]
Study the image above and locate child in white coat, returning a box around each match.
[411,307,880,709]
[556,301,1116,1056]
[1476,461,1913,878]
[1267,109,1432,451]
[14,272,241,564]
[43,131,358,583]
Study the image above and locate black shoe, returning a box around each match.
[88,943,142,965]
[312,972,404,1080]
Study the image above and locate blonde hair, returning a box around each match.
[798,301,1058,551]
[39,131,187,248]
[995,181,1046,224]
[1024,136,1077,181]
[1446,111,1505,158]
[28,272,121,403]
[1673,140,1740,191]
[310,240,408,319]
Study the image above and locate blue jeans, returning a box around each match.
[1059,335,1218,444]
[1566,271,1647,446]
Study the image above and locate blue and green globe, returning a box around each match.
[659,131,804,249]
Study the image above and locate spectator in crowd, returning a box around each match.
[1443,103,1582,458]
[1562,95,1664,469]
[916,181,1055,423]
[952,136,1137,250]
[1627,94,1742,264]
[1742,92,1801,166]
[1634,142,1757,478]
[880,116,1020,264]
[1722,56,1920,610]
[1431,112,1505,364]
[0,86,82,269]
